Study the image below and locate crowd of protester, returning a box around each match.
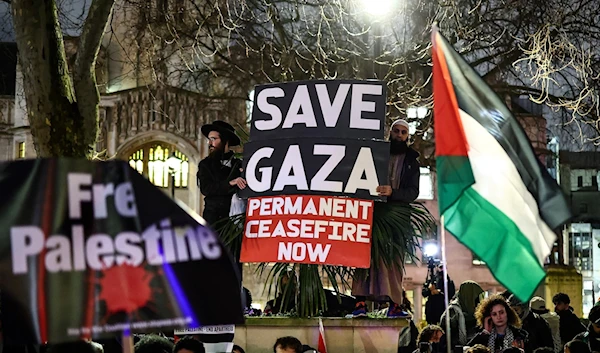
[401,280,595,353]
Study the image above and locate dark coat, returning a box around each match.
[197,151,242,225]
[389,147,420,203]
[398,319,420,353]
[425,293,446,325]
[573,325,600,352]
[521,311,554,352]
[467,327,528,353]
[558,309,586,345]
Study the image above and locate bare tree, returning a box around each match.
[4,0,600,157]
[7,0,114,157]
[438,0,600,148]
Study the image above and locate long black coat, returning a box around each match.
[521,311,554,352]
[558,308,586,345]
[389,147,420,203]
[197,151,242,225]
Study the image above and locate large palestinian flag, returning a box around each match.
[432,27,572,301]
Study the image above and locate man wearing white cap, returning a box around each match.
[351,118,421,318]
[376,119,420,202]
[530,296,561,353]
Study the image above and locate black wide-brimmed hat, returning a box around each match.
[201,120,241,147]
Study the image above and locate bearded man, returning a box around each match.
[351,118,421,317]
[376,118,420,202]
[197,120,247,226]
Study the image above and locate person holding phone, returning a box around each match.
[468,295,528,353]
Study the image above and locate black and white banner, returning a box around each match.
[250,80,386,140]
[240,138,389,201]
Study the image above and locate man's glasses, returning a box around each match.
[392,128,408,135]
[208,136,221,143]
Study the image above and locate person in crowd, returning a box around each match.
[508,295,553,352]
[46,341,103,353]
[563,340,590,353]
[468,295,528,353]
[530,296,561,353]
[352,118,421,317]
[300,345,318,353]
[232,345,245,353]
[425,282,447,325]
[273,337,303,353]
[572,305,600,352]
[173,337,204,353]
[398,317,421,353]
[377,119,421,202]
[433,264,456,300]
[134,335,174,353]
[466,344,491,353]
[552,293,586,346]
[413,325,444,353]
[440,280,486,348]
[533,348,554,353]
[197,120,245,226]
[502,348,525,353]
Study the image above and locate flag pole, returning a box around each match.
[441,215,452,353]
[122,331,134,353]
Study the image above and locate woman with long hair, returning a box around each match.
[467,295,528,353]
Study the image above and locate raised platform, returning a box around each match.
[235,317,410,353]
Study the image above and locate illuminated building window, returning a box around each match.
[17,142,25,159]
[128,143,189,188]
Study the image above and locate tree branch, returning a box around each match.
[73,0,115,150]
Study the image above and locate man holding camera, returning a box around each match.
[423,263,456,325]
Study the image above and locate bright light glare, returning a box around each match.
[424,243,438,257]
[360,0,395,17]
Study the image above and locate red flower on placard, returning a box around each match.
[99,265,153,314]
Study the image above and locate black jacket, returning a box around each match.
[558,308,586,345]
[389,147,420,203]
[521,311,554,352]
[197,151,242,225]
[573,325,600,352]
[425,293,446,325]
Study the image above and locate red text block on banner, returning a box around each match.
[240,195,373,268]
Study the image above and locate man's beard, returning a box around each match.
[208,144,225,159]
[390,139,408,155]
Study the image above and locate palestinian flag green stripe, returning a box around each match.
[444,184,547,299]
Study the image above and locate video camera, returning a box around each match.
[421,256,441,298]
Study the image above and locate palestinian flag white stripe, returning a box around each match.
[459,110,556,263]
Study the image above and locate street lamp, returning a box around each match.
[166,152,182,199]
[359,0,395,17]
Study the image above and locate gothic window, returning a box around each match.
[128,143,189,188]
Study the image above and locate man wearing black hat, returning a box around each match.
[197,120,246,226]
[573,305,600,352]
